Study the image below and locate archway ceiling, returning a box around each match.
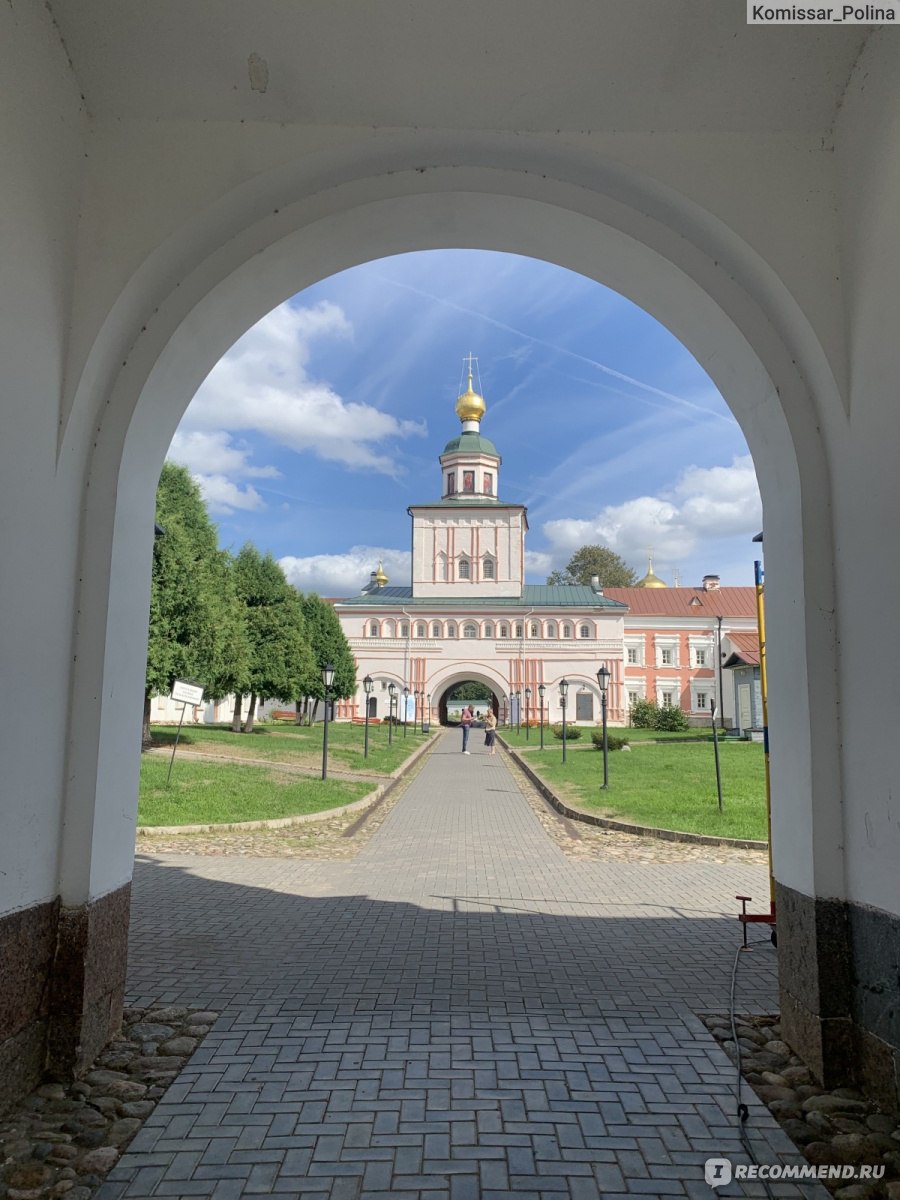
[51,1,865,133]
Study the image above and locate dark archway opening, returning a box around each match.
[439,682,500,726]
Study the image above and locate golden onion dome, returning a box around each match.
[373,561,389,587]
[455,370,486,423]
[636,554,668,589]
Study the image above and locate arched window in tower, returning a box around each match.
[432,621,441,638]
[446,472,456,495]
[436,552,447,581]
[482,555,495,580]
[462,470,475,493]
[483,472,493,495]
[458,557,470,579]
[415,622,426,639]
[463,623,477,639]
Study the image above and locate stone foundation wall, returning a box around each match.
[0,886,131,1112]
[778,882,900,1113]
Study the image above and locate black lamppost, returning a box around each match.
[524,686,532,741]
[403,686,409,737]
[387,681,396,745]
[596,665,610,790]
[321,662,335,780]
[559,678,569,764]
[424,693,430,732]
[516,691,522,734]
[362,674,373,759]
[538,683,546,750]
[413,689,420,733]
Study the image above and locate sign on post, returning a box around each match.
[166,680,204,787]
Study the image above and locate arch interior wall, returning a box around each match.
[1,2,899,1111]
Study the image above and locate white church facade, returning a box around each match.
[335,370,758,729]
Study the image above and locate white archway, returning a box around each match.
[62,150,840,914]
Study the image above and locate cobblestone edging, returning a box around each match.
[702,1014,900,1199]
[499,736,770,851]
[0,1008,218,1200]
[136,729,438,836]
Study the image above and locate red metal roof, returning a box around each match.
[723,631,761,665]
[603,586,757,618]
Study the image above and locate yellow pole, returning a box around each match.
[755,559,775,913]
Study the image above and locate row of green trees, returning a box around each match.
[144,463,355,745]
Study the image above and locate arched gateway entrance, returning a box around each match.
[9,36,900,1106]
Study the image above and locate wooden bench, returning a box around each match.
[270,709,297,721]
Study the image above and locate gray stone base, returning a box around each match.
[777,881,900,1114]
[0,885,130,1111]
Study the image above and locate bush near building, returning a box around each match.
[629,698,690,732]
[591,730,630,750]
[552,724,582,740]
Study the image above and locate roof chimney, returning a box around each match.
[590,574,601,593]
[702,574,720,591]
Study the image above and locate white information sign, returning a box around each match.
[171,680,204,706]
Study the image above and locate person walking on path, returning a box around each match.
[460,705,474,753]
[483,708,498,755]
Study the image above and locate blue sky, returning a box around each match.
[169,250,761,594]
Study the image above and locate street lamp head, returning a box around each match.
[363,674,373,694]
[538,683,545,699]
[403,686,409,699]
[323,662,336,689]
[596,665,610,693]
[388,681,396,696]
[525,687,532,699]
[559,677,569,699]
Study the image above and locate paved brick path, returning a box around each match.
[105,731,823,1198]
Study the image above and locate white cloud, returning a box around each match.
[540,455,761,577]
[195,475,266,515]
[168,430,280,480]
[279,546,412,597]
[181,301,426,478]
[524,549,554,576]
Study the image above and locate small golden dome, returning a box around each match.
[636,553,668,589]
[455,370,486,424]
[373,561,388,587]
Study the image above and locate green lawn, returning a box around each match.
[502,725,714,746]
[138,754,373,826]
[505,736,768,841]
[148,719,435,777]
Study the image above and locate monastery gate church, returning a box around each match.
[335,370,759,732]
[2,1,900,1125]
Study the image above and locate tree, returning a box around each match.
[296,593,357,721]
[144,464,249,746]
[231,545,316,733]
[448,681,493,702]
[547,544,638,588]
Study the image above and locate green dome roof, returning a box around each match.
[441,431,499,457]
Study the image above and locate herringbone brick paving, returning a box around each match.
[107,732,825,1198]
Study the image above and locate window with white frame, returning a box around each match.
[431,622,441,638]
[546,622,557,639]
[656,637,680,668]
[695,690,709,710]
[579,623,591,638]
[695,648,707,666]
[400,622,409,638]
[627,647,638,664]
[661,690,674,707]
[463,623,477,639]
[458,557,470,579]
[370,622,379,637]
[624,637,644,666]
[530,622,539,637]
[562,623,572,639]
[447,622,457,638]
[482,556,495,579]
[515,622,523,637]
[689,637,713,668]
[498,623,509,638]
[484,622,494,638]
[415,622,426,638]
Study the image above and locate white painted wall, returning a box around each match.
[3,5,898,937]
